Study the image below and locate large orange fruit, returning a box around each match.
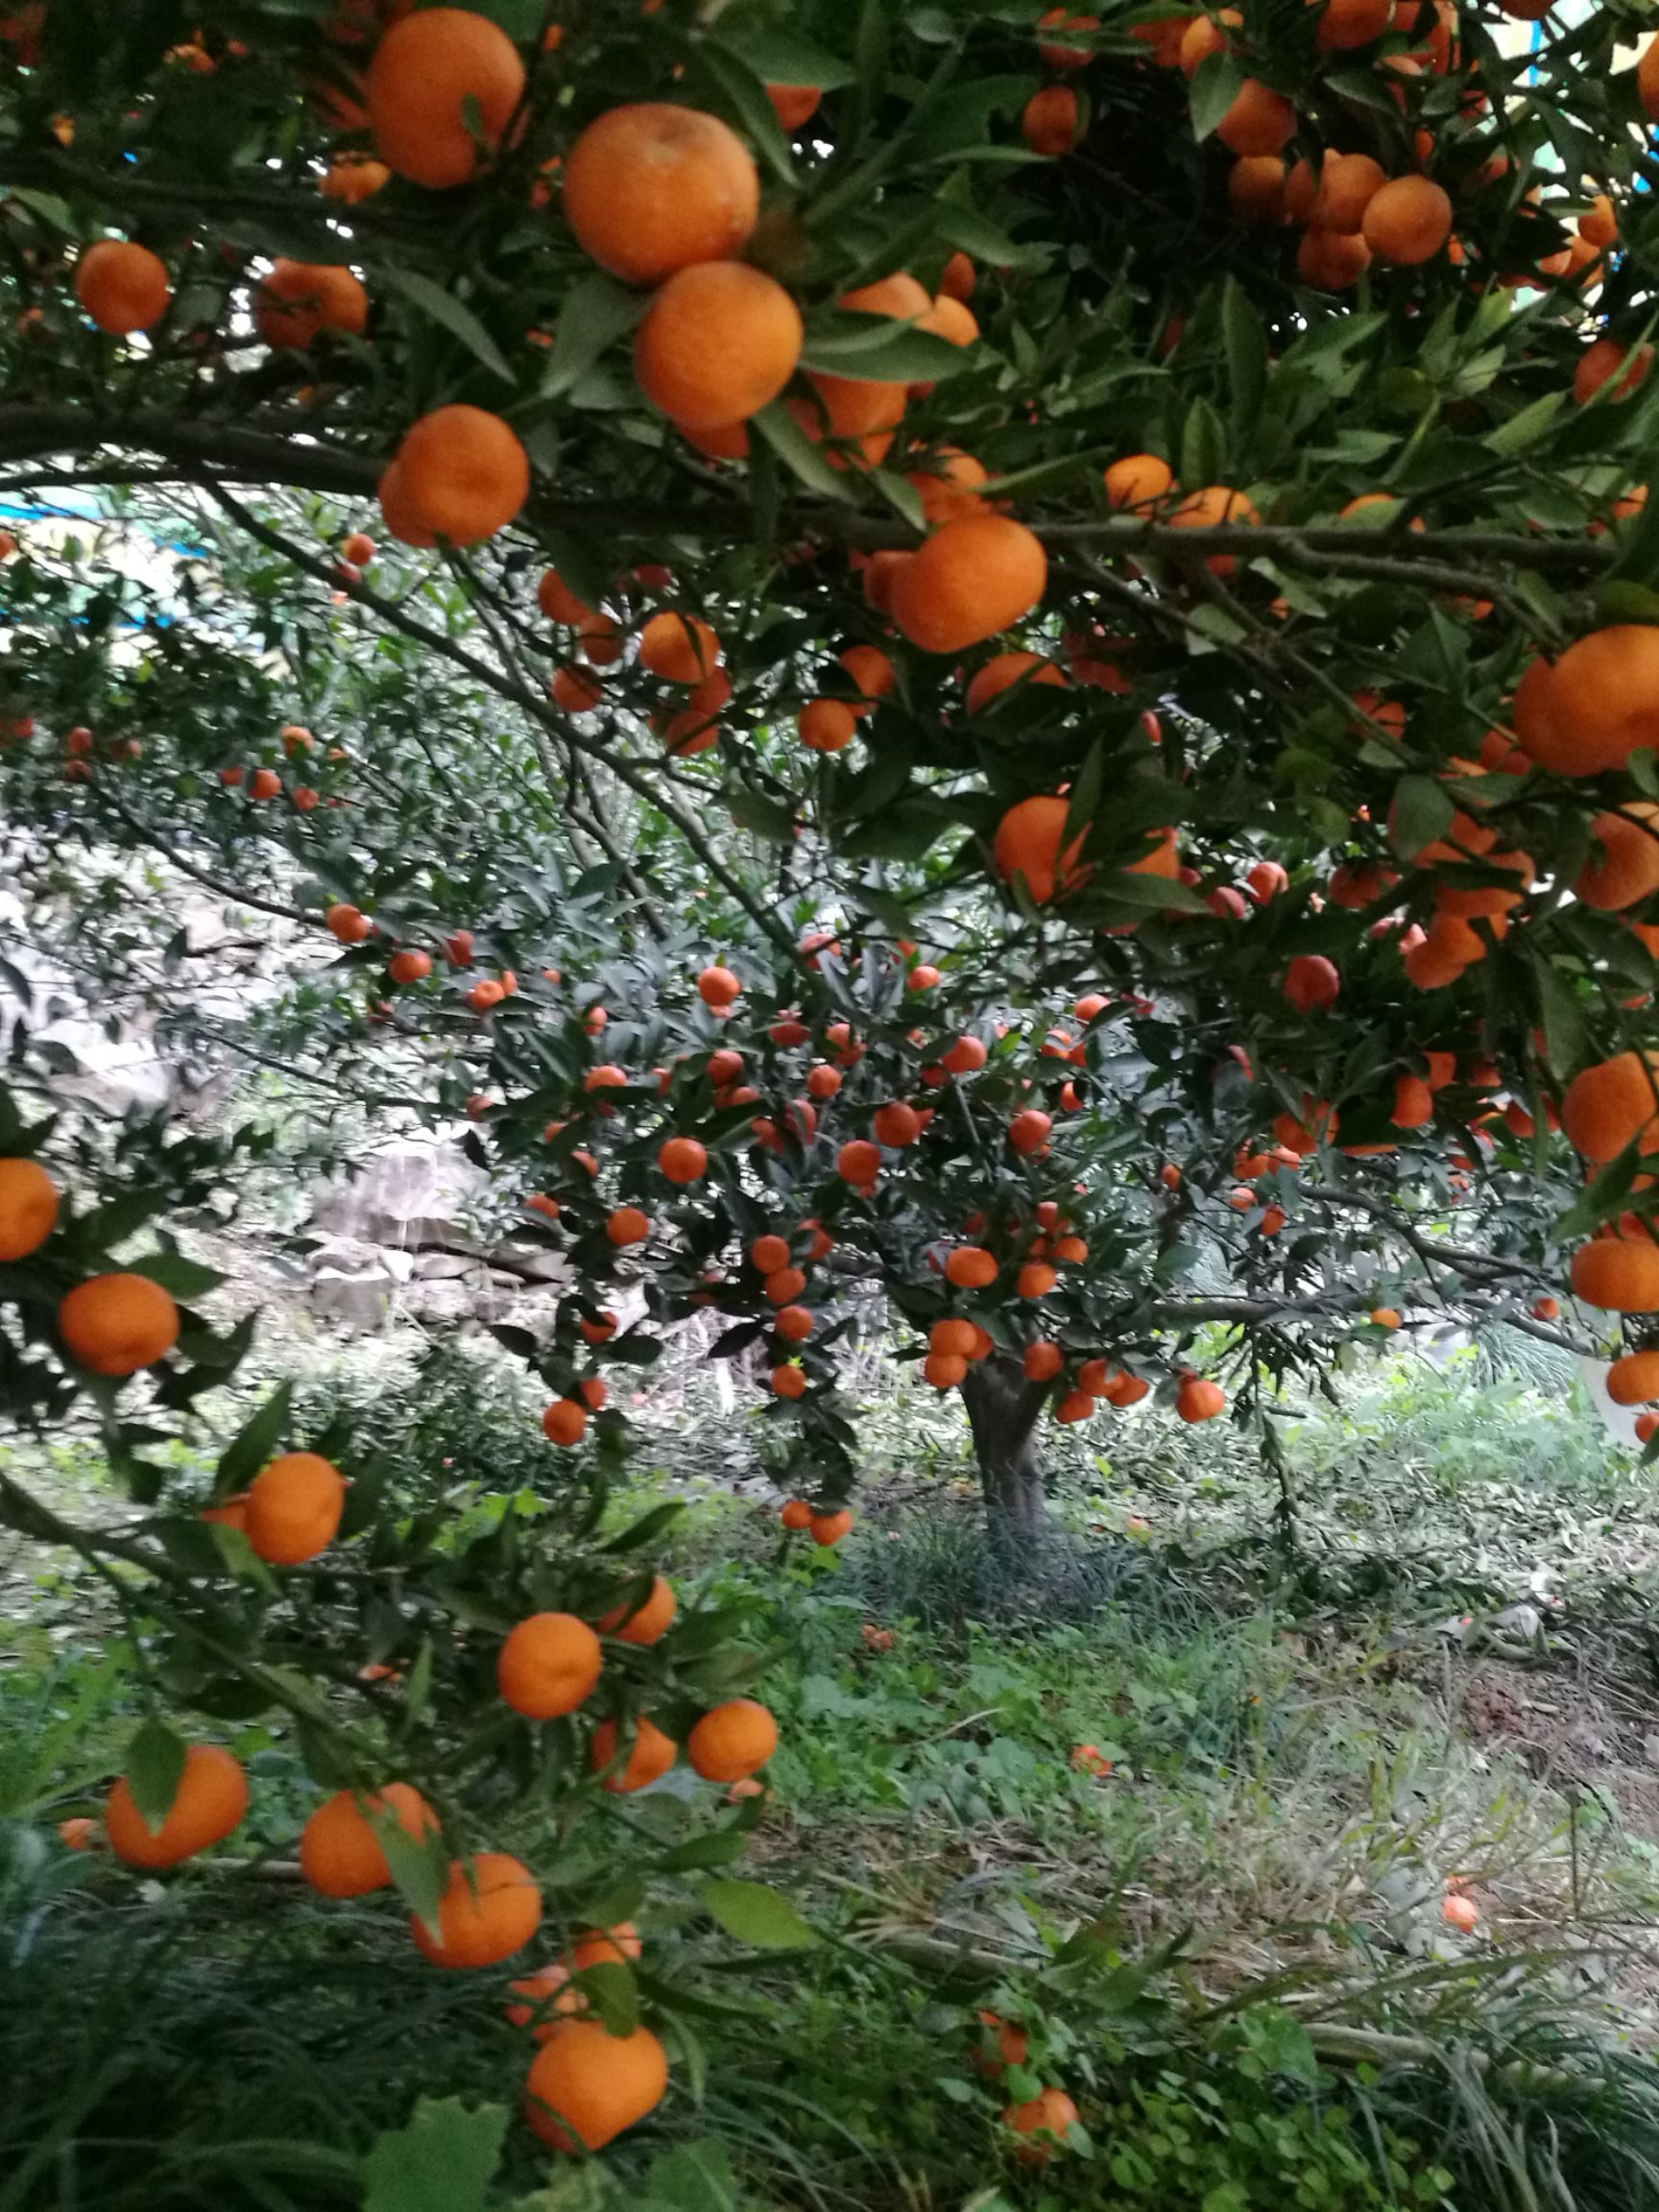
[634,262,802,429]
[1361,176,1452,263]
[966,651,1067,713]
[1575,806,1659,911]
[0,1155,59,1260]
[1562,1052,1659,1163]
[106,1743,247,1868]
[396,406,529,544]
[245,1451,348,1564]
[790,373,907,471]
[1607,1349,1659,1406]
[58,1272,179,1375]
[254,260,368,349]
[596,1573,676,1646]
[890,515,1046,653]
[1542,628,1659,774]
[1215,80,1295,156]
[638,612,718,682]
[366,8,525,189]
[524,2021,669,2151]
[377,460,439,549]
[686,1697,778,1782]
[300,1783,436,1896]
[413,1852,541,1967]
[75,239,170,334]
[1571,1238,1659,1313]
[497,1612,604,1719]
[563,105,758,283]
[992,794,1088,904]
[589,1714,677,1791]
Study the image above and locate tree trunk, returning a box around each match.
[959,1354,1049,1547]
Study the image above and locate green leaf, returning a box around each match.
[799,312,966,381]
[749,397,857,501]
[380,1817,450,1929]
[361,2098,508,2212]
[573,1960,639,2036]
[643,2143,739,2212]
[1532,954,1587,1077]
[383,270,516,386]
[214,1382,294,1497]
[1179,397,1227,491]
[708,26,854,89]
[539,275,647,404]
[123,1718,186,1833]
[837,797,958,861]
[1485,390,1565,457]
[1387,774,1454,859]
[125,1250,222,1298]
[1188,50,1244,142]
[699,1877,817,1948]
[684,39,798,185]
[659,1829,750,1872]
[724,781,798,841]
[1220,279,1267,438]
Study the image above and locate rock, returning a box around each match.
[310,1139,491,1250]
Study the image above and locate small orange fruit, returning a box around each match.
[0,1155,60,1260]
[596,1574,676,1646]
[524,2020,669,2151]
[396,406,529,545]
[106,1743,247,1868]
[413,1852,541,1967]
[687,1697,778,1781]
[634,261,802,429]
[245,1451,347,1565]
[58,1272,179,1375]
[75,239,170,334]
[300,1783,436,1897]
[589,1714,677,1791]
[498,1612,604,1719]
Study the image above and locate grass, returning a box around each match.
[7,1348,1659,2207]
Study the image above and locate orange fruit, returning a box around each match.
[1004,2086,1080,2162]
[0,1155,60,1260]
[766,82,820,131]
[596,1574,676,1646]
[837,1138,881,1187]
[634,261,802,429]
[838,643,895,709]
[300,1783,436,1897]
[1316,0,1392,44]
[1216,80,1295,157]
[505,1960,582,2035]
[966,651,1067,712]
[939,250,975,301]
[1575,338,1652,408]
[872,1101,922,1147]
[253,260,368,349]
[1023,1341,1065,1381]
[325,902,373,943]
[396,406,529,545]
[687,1697,778,1781]
[765,1265,808,1305]
[638,612,717,682]
[1515,633,1659,775]
[1572,1238,1659,1313]
[751,1233,791,1274]
[1229,155,1287,224]
[1563,1053,1659,1163]
[890,515,1046,654]
[563,104,759,284]
[106,1743,248,1868]
[775,1303,814,1341]
[606,1205,649,1247]
[1578,195,1617,249]
[75,239,169,334]
[498,1612,604,1719]
[541,1398,588,1448]
[658,1135,709,1185]
[930,1318,978,1358]
[1607,1349,1659,1405]
[841,272,931,319]
[1575,807,1659,911]
[413,1852,541,1967]
[245,1451,347,1565]
[589,1714,677,1791]
[780,1498,813,1529]
[1361,176,1451,263]
[1022,84,1079,156]
[320,155,391,204]
[377,460,438,549]
[790,373,907,471]
[772,1363,807,1399]
[946,1245,998,1288]
[800,698,856,753]
[537,568,596,625]
[1303,151,1385,229]
[524,2020,669,2151]
[365,8,525,189]
[809,1506,853,1546]
[993,794,1088,905]
[58,1272,179,1375]
[1175,1374,1226,1423]
[924,1351,968,1388]
[1297,227,1372,290]
[1103,452,1174,511]
[387,948,431,983]
[919,294,978,347]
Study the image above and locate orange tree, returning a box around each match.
[7,0,1659,2169]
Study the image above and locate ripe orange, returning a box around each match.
[931,1318,978,1358]
[1572,1237,1659,1313]
[1176,1374,1225,1423]
[106,1743,247,1868]
[1562,1053,1659,1163]
[790,373,907,471]
[772,1363,807,1399]
[58,1272,179,1375]
[837,1138,881,1188]
[1284,953,1339,1012]
[918,294,978,347]
[254,260,368,349]
[775,1303,814,1341]
[606,1205,649,1247]
[541,1398,589,1446]
[780,1497,813,1529]
[639,612,717,682]
[809,1506,853,1546]
[1023,1341,1065,1381]
[1229,155,1287,224]
[300,1783,436,1897]
[658,1135,708,1184]
[75,239,170,334]
[320,155,391,204]
[413,1852,541,1967]
[396,406,529,545]
[1575,338,1652,408]
[563,104,759,284]
[1009,1108,1052,1156]
[993,794,1088,905]
[524,2020,669,2151]
[245,1451,347,1565]
[751,1233,790,1274]
[1316,0,1391,40]
[634,262,802,429]
[946,1245,998,1288]
[838,643,895,709]
[1575,807,1659,911]
[377,460,438,549]
[1607,1350,1659,1405]
[925,1350,968,1388]
[1104,452,1174,512]
[1642,31,1659,122]
[1216,80,1295,156]
[1303,151,1386,229]
[1361,176,1451,263]
[939,250,975,301]
[766,82,820,131]
[1022,84,1079,156]
[552,665,603,714]
[1297,227,1372,291]
[0,1155,59,1260]
[890,515,1046,654]
[597,1574,676,1645]
[697,963,740,1006]
[1017,1262,1057,1298]
[1517,631,1659,775]
[687,1697,778,1781]
[800,698,857,753]
[873,1101,922,1147]
[1004,2086,1080,2162]
[966,651,1067,712]
[589,1713,677,1791]
[366,8,525,189]
[498,1612,604,1719]
[325,902,372,943]
[387,948,431,983]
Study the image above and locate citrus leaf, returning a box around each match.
[699,1877,817,1948]
[123,1717,186,1832]
[383,270,516,386]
